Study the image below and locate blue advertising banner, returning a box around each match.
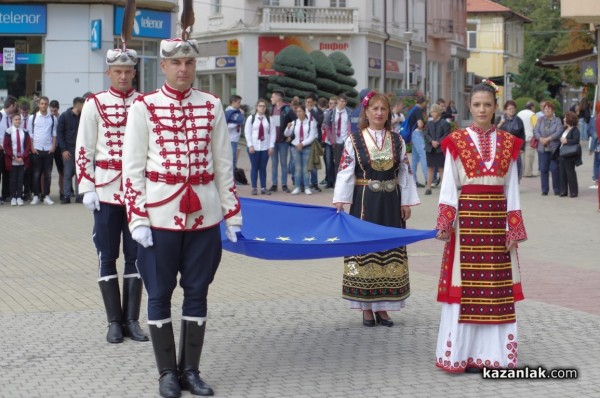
[0,5,47,34]
[91,19,102,50]
[114,6,171,39]
[216,57,236,68]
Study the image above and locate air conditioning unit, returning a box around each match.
[466,72,475,87]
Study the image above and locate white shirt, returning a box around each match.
[284,118,317,147]
[28,111,57,151]
[333,108,349,144]
[0,110,11,137]
[516,109,535,141]
[244,114,276,151]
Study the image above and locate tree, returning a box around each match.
[328,51,359,108]
[309,50,341,100]
[267,45,318,102]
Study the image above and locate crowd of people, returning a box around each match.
[0,94,86,206]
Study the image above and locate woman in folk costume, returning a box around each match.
[333,91,420,327]
[434,80,527,373]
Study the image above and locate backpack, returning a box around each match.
[234,167,248,185]
[225,108,244,125]
[400,106,419,144]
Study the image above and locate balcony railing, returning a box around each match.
[261,6,359,33]
[430,19,454,39]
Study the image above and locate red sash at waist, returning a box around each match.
[145,171,214,185]
[460,184,504,195]
[96,160,122,170]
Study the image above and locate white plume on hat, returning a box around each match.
[160,0,200,59]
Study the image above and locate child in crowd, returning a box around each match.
[3,114,32,206]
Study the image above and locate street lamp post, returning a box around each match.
[403,31,413,90]
[503,54,509,105]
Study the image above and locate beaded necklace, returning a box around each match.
[469,123,495,162]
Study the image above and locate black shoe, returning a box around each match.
[180,371,214,396]
[553,192,560,196]
[541,192,548,196]
[570,194,578,198]
[282,185,290,193]
[268,185,277,192]
[99,278,124,343]
[261,188,271,195]
[362,311,375,327]
[311,185,322,192]
[319,179,327,186]
[434,178,441,187]
[424,189,432,195]
[374,312,394,327]
[122,276,148,341]
[416,182,425,188]
[59,194,65,201]
[465,367,483,374]
[325,184,334,189]
[159,370,182,398]
[60,197,71,204]
[559,193,568,197]
[75,195,83,203]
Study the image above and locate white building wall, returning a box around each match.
[44,4,112,110]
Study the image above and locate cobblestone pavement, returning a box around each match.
[0,149,598,398]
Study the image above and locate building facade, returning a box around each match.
[0,0,176,110]
[191,0,428,107]
[427,0,469,122]
[466,0,531,105]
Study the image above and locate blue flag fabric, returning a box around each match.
[220,198,437,260]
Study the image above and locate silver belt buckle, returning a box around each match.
[367,180,382,192]
[383,180,397,192]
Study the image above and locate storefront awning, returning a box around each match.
[535,47,596,69]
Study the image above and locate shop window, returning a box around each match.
[0,36,43,99]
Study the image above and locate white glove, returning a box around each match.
[82,192,100,212]
[132,226,154,248]
[225,226,241,243]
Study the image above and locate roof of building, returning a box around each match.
[467,0,532,23]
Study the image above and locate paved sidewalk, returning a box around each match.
[0,149,598,397]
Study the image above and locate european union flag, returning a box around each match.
[220,198,437,260]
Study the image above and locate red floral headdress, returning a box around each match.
[362,91,377,108]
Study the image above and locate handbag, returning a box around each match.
[559,144,580,158]
[530,137,539,149]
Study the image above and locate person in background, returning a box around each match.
[391,99,405,134]
[333,91,420,328]
[423,104,451,195]
[498,100,525,181]
[269,89,296,193]
[320,96,338,189]
[533,101,563,196]
[28,96,57,205]
[435,80,526,373]
[446,100,458,122]
[3,113,32,206]
[49,99,66,201]
[578,97,591,141]
[0,96,18,204]
[245,99,276,195]
[517,101,538,177]
[284,104,317,195]
[407,96,428,187]
[324,93,352,184]
[18,101,33,200]
[225,94,245,180]
[558,111,581,198]
[305,93,324,192]
[57,97,85,204]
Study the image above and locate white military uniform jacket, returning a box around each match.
[122,84,242,231]
[76,87,139,205]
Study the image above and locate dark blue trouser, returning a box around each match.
[538,150,560,194]
[136,226,222,320]
[93,203,138,277]
[248,149,269,189]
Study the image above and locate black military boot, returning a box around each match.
[178,320,214,396]
[122,276,149,341]
[98,278,123,343]
[149,322,181,398]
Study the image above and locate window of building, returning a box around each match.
[212,0,222,14]
[330,0,346,7]
[467,23,477,50]
[295,0,315,6]
[263,0,280,5]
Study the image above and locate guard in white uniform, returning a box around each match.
[75,10,148,344]
[122,6,242,395]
